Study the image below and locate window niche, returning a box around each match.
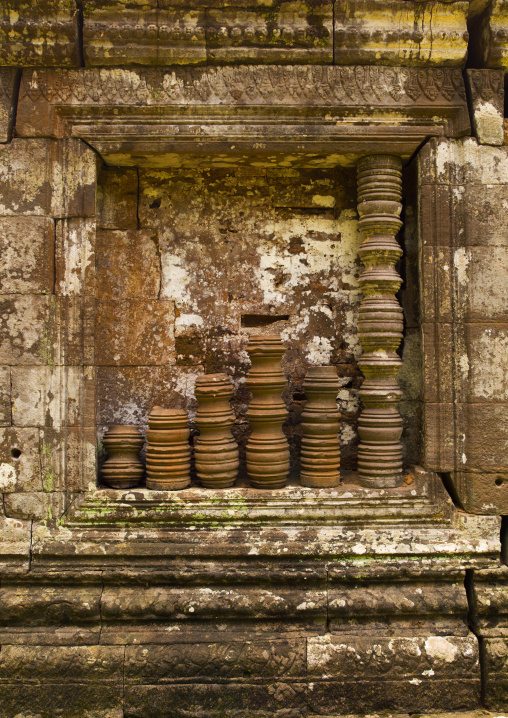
[94,161,373,489]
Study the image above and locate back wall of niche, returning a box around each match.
[94,162,421,485]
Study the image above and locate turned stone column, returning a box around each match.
[356,155,404,488]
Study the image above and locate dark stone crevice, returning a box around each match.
[7,68,21,142]
[466,0,494,69]
[75,0,85,67]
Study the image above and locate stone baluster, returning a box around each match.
[100,425,144,489]
[356,155,404,488]
[194,373,239,489]
[146,407,191,490]
[300,365,340,488]
[246,334,290,489]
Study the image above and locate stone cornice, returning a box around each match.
[16,65,470,166]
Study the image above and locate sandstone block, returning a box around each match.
[3,491,75,521]
[482,637,508,710]
[124,640,305,681]
[421,323,457,404]
[97,366,201,427]
[97,166,138,230]
[94,299,175,366]
[306,634,480,712]
[466,69,504,146]
[0,1,79,66]
[419,137,508,186]
[334,0,468,67]
[0,294,94,367]
[0,427,42,493]
[124,683,305,718]
[55,218,96,297]
[0,515,31,575]
[206,2,333,65]
[451,469,508,514]
[0,684,123,717]
[0,68,17,143]
[83,4,207,66]
[11,366,95,428]
[0,217,55,294]
[0,139,96,218]
[0,366,10,425]
[0,644,122,682]
[96,230,161,299]
[466,323,508,401]
[41,426,97,493]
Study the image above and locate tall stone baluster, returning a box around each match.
[246,334,290,489]
[356,155,404,488]
[194,373,239,489]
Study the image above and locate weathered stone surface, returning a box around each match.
[0,685,123,718]
[14,66,470,154]
[0,515,31,574]
[334,0,469,67]
[420,137,508,186]
[470,566,508,636]
[482,637,508,710]
[4,490,76,521]
[0,365,10,425]
[0,295,94,367]
[97,166,138,230]
[307,634,480,712]
[206,2,333,65]
[55,218,96,297]
[124,682,306,718]
[328,581,468,635]
[0,644,122,681]
[97,366,200,428]
[466,69,504,146]
[12,366,95,428]
[94,299,175,366]
[96,230,160,299]
[0,427,42,493]
[41,426,97,493]
[0,68,17,142]
[0,216,55,294]
[0,1,79,66]
[83,2,207,66]
[487,0,508,71]
[125,640,305,681]
[0,138,96,218]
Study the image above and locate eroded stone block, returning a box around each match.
[96,230,160,299]
[124,641,306,681]
[97,366,201,427]
[41,426,97,492]
[94,299,175,366]
[83,3,207,66]
[0,1,79,66]
[334,0,469,67]
[0,366,10,425]
[0,217,55,294]
[0,139,96,218]
[306,634,480,712]
[0,427,42,493]
[3,491,75,521]
[96,166,138,230]
[11,366,95,429]
[483,637,508,709]
[55,218,96,297]
[466,69,505,146]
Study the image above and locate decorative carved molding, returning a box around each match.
[356,155,404,489]
[15,66,471,163]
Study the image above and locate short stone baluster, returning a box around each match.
[194,373,239,489]
[246,334,290,489]
[146,407,191,490]
[356,155,404,488]
[300,366,340,488]
[100,425,144,489]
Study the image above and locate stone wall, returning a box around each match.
[0,2,507,717]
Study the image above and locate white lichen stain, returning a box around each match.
[473,330,508,400]
[454,247,471,286]
[340,425,356,444]
[305,336,332,364]
[0,462,16,491]
[424,636,458,663]
[474,101,504,145]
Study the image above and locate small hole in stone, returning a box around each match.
[495,478,504,487]
[11,448,21,459]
